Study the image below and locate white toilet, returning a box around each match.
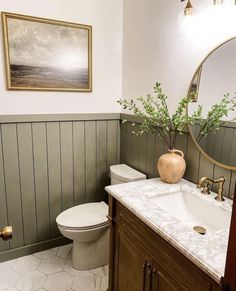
[56,164,146,270]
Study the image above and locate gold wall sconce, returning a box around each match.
[181,0,235,16]
[182,0,194,16]
[214,0,223,4]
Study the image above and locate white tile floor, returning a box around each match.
[0,244,108,291]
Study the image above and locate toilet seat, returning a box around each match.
[56,202,109,231]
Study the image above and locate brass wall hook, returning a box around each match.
[0,226,13,241]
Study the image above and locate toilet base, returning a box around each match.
[72,228,109,270]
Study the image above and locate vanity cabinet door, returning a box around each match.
[116,226,151,291]
[151,261,189,291]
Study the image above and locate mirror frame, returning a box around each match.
[187,36,236,171]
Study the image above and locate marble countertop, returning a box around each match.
[105,178,232,283]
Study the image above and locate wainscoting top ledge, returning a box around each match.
[0,113,121,123]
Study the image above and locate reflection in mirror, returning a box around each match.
[188,38,236,169]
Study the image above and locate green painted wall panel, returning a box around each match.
[0,127,9,251]
[85,121,97,203]
[46,122,62,238]
[17,123,38,245]
[107,120,119,169]
[138,134,147,173]
[32,123,50,241]
[1,124,24,248]
[60,122,74,210]
[145,134,156,178]
[96,121,107,202]
[185,136,200,184]
[73,122,86,205]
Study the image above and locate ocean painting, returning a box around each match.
[2,13,92,91]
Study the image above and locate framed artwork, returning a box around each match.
[1,12,92,92]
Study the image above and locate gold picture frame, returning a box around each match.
[1,12,92,92]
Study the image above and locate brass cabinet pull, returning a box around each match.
[151,268,157,290]
[143,263,153,291]
[148,267,153,291]
[142,261,147,291]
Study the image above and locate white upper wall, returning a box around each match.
[1,0,236,115]
[122,0,236,114]
[0,0,123,114]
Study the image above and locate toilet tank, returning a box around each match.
[110,164,146,185]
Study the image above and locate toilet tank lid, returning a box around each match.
[56,202,108,229]
[110,164,146,182]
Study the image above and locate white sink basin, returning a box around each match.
[151,188,231,232]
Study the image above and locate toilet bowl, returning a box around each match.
[56,164,146,270]
[56,202,110,270]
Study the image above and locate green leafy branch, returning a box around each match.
[118,82,202,150]
[118,82,236,149]
[195,93,236,143]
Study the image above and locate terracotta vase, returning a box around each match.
[157,149,186,184]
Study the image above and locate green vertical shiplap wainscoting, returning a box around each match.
[120,114,236,199]
[0,112,235,261]
[0,113,120,262]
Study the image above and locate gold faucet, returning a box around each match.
[0,226,12,241]
[197,176,225,202]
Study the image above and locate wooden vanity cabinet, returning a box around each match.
[108,196,221,291]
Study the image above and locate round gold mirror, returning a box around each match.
[188,37,236,171]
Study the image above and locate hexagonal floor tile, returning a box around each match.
[13,255,40,274]
[39,256,65,275]
[0,269,20,290]
[57,244,72,259]
[44,271,73,291]
[90,265,108,277]
[50,246,59,253]
[1,288,19,291]
[0,259,16,273]
[16,270,46,291]
[34,249,56,260]
[64,259,81,277]
[101,275,108,290]
[73,271,101,291]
